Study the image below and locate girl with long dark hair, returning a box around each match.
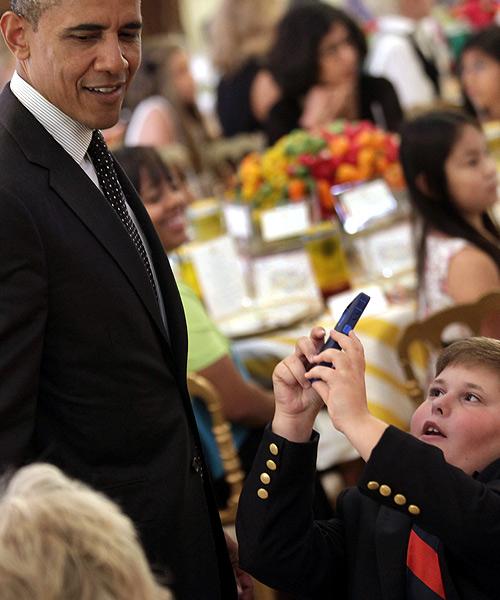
[400,110,499,333]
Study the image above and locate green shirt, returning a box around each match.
[177,280,230,372]
[177,280,247,480]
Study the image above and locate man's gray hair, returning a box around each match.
[10,0,61,29]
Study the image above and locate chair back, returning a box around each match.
[187,373,245,525]
[397,292,500,406]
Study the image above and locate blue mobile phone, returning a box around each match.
[310,292,370,373]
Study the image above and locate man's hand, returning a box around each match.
[271,326,326,442]
[225,532,253,599]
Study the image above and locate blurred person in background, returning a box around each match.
[210,0,284,137]
[364,0,450,112]
[115,145,334,518]
[0,463,171,600]
[459,24,500,123]
[400,110,500,337]
[125,35,212,175]
[264,2,403,144]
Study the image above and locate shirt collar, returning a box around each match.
[10,71,93,165]
[376,15,416,35]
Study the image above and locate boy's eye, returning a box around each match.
[464,393,481,403]
[428,387,443,398]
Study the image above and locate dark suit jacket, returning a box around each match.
[0,86,236,600]
[237,425,500,599]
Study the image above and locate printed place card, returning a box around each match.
[223,203,253,239]
[252,250,321,304]
[260,201,311,242]
[189,236,249,320]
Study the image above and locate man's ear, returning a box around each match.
[415,172,432,197]
[0,11,31,61]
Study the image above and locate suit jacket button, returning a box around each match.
[266,459,277,471]
[257,488,269,500]
[269,443,279,456]
[191,455,203,475]
[379,484,391,497]
[367,481,379,490]
[260,473,271,484]
[408,504,421,515]
[394,494,406,506]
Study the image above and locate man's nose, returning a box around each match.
[95,36,128,74]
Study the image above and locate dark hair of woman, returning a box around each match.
[115,146,176,193]
[458,24,500,117]
[460,24,500,67]
[399,110,500,289]
[267,2,367,99]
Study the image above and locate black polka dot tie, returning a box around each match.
[88,130,158,302]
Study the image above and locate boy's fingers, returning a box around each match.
[295,328,326,362]
[305,364,337,383]
[282,355,311,389]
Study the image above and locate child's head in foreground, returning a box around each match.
[410,337,500,475]
[0,463,171,600]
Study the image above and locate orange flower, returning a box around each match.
[287,178,307,201]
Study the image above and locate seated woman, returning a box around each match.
[124,35,212,175]
[115,146,333,516]
[264,2,403,143]
[459,25,500,124]
[0,463,171,599]
[210,0,284,137]
[400,109,500,337]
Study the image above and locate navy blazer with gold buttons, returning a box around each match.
[236,425,500,599]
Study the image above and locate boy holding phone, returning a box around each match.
[236,331,500,598]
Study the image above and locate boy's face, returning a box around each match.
[410,363,500,475]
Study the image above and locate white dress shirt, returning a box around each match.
[10,71,169,331]
[366,15,437,111]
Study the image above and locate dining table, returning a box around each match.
[226,289,421,471]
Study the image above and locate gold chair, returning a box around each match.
[187,372,245,526]
[187,373,278,600]
[397,291,500,406]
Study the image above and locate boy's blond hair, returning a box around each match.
[0,464,172,600]
[436,337,500,377]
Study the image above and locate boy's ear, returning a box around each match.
[0,12,31,61]
[415,172,432,197]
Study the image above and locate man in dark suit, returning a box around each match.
[0,1,246,597]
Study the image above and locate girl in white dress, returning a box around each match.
[400,110,500,336]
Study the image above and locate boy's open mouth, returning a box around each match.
[422,421,446,437]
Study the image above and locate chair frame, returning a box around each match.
[397,292,500,406]
[187,372,245,525]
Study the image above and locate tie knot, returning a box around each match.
[88,129,108,162]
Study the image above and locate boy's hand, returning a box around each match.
[271,326,326,442]
[305,329,368,433]
[305,329,388,461]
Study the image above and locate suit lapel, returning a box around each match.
[49,162,170,341]
[0,88,180,370]
[115,161,189,381]
[374,506,409,600]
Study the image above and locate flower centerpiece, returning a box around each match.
[233,120,405,220]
